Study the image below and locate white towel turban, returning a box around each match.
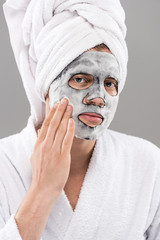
[3,0,128,128]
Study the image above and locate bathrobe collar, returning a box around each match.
[20,115,117,239]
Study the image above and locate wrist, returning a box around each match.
[29,183,60,205]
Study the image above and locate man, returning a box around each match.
[1,0,160,239]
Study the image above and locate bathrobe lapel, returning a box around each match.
[61,128,118,240]
[22,116,118,240]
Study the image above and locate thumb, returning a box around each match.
[45,93,51,116]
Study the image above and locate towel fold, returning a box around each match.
[3,0,128,128]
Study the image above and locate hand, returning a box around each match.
[30,97,75,199]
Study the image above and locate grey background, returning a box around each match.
[0,0,160,147]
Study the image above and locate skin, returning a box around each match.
[14,47,117,240]
[37,47,114,175]
[15,97,75,240]
[43,94,95,176]
[48,50,120,140]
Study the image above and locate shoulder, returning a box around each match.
[0,132,21,156]
[0,128,33,192]
[106,128,159,151]
[0,133,22,173]
[0,130,27,177]
[104,128,160,167]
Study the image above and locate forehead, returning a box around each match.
[63,51,120,79]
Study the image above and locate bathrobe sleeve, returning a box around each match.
[145,202,160,240]
[0,213,22,240]
[0,179,43,240]
[145,160,160,240]
[0,180,22,240]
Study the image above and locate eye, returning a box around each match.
[104,78,118,96]
[68,74,94,90]
[105,82,115,87]
[73,77,85,83]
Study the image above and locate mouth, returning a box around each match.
[78,112,103,126]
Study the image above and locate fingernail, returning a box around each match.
[61,98,67,104]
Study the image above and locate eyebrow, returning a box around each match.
[68,60,120,83]
[70,73,119,85]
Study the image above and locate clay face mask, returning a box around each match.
[49,51,120,140]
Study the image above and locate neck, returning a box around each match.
[69,136,96,177]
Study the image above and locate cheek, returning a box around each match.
[60,86,72,98]
[106,95,119,114]
[61,84,86,105]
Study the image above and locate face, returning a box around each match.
[48,50,120,140]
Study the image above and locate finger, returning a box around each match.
[61,118,75,155]
[38,102,59,142]
[44,98,69,147]
[37,129,41,136]
[52,104,73,152]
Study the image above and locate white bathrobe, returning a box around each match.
[0,115,160,240]
[2,1,160,239]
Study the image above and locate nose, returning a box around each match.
[83,94,105,107]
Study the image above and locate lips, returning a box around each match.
[78,112,103,126]
[79,112,103,119]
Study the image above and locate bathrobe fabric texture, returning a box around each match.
[0,116,160,240]
[2,1,160,239]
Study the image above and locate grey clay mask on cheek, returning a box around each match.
[49,51,120,140]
